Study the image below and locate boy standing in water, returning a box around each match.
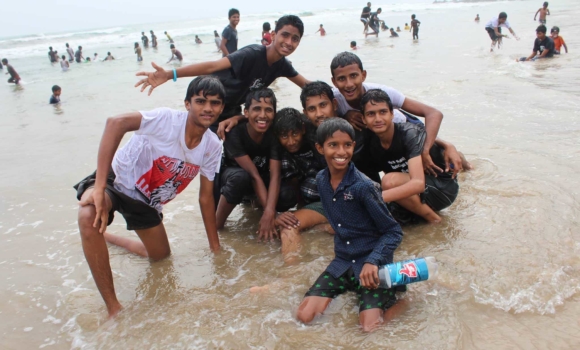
[167,44,183,63]
[164,31,174,43]
[49,85,61,104]
[485,12,519,52]
[75,46,84,63]
[150,30,158,48]
[135,42,143,61]
[410,14,421,40]
[195,35,202,44]
[2,59,20,84]
[221,8,240,56]
[296,118,404,332]
[360,2,372,34]
[518,25,555,61]
[365,8,382,37]
[315,24,326,36]
[74,76,224,317]
[135,15,309,134]
[551,26,567,54]
[534,2,550,24]
[262,22,272,46]
[66,43,74,62]
[141,32,149,48]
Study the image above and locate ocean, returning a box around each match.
[1,0,580,348]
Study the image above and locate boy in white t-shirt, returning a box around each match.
[74,76,225,318]
[484,12,519,52]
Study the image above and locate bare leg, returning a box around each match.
[104,232,148,257]
[359,309,383,333]
[134,224,171,261]
[382,173,441,223]
[78,188,122,317]
[216,194,236,229]
[459,152,473,170]
[296,296,333,324]
[280,209,328,258]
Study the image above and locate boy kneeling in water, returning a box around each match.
[361,89,460,223]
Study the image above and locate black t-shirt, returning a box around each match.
[370,12,380,25]
[75,50,81,60]
[365,123,452,179]
[222,123,281,176]
[361,6,371,18]
[213,44,299,120]
[222,25,238,54]
[142,35,149,45]
[533,36,555,57]
[48,51,57,62]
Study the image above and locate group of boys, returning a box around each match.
[77,14,466,331]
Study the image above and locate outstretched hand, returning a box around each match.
[135,62,169,95]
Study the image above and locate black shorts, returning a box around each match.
[305,268,399,312]
[422,175,459,211]
[369,23,379,34]
[74,170,163,231]
[486,27,502,41]
[217,167,297,212]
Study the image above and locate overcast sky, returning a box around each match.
[3,0,426,37]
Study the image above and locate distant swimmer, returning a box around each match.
[381,22,388,31]
[350,40,359,50]
[517,24,554,61]
[404,23,410,30]
[75,46,84,63]
[551,26,567,54]
[410,14,421,40]
[390,28,399,37]
[135,42,143,61]
[261,22,272,46]
[214,30,222,52]
[93,53,99,62]
[365,7,382,37]
[360,2,372,34]
[315,24,326,36]
[221,8,240,56]
[167,44,183,63]
[66,43,74,62]
[48,47,57,63]
[534,2,550,24]
[485,12,519,52]
[164,31,174,43]
[141,32,149,47]
[2,59,21,84]
[475,14,480,22]
[150,30,158,48]
[60,55,70,71]
[195,35,202,44]
[396,26,401,32]
[54,51,60,62]
[104,52,115,61]
[49,85,61,104]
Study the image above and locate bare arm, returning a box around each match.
[509,28,519,40]
[93,112,143,233]
[287,74,309,88]
[563,41,568,53]
[233,155,269,207]
[382,156,425,202]
[199,175,220,252]
[258,159,281,241]
[534,9,540,20]
[434,138,463,178]
[135,58,231,95]
[401,97,443,175]
[220,38,229,56]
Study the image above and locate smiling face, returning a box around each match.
[229,14,240,26]
[185,92,224,129]
[316,131,355,172]
[331,63,367,105]
[54,89,62,97]
[278,129,305,153]
[362,100,393,134]
[303,94,338,127]
[244,97,275,133]
[537,31,546,40]
[272,25,301,57]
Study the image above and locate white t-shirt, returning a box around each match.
[332,82,407,123]
[60,60,69,71]
[485,17,511,29]
[112,108,223,212]
[66,47,74,59]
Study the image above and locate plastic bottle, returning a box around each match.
[378,256,438,288]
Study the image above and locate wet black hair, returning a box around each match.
[330,51,364,77]
[411,14,416,19]
[184,75,226,102]
[316,118,355,145]
[244,87,277,112]
[78,46,82,49]
[61,55,66,60]
[536,24,547,34]
[107,52,111,55]
[350,41,357,46]
[135,42,139,46]
[543,2,549,7]
[52,85,61,92]
[300,81,335,108]
[499,12,508,19]
[275,15,305,38]
[377,8,382,12]
[170,44,175,49]
[263,22,271,31]
[228,8,240,18]
[273,107,307,137]
[551,26,560,33]
[360,89,393,113]
[1,58,7,64]
[49,46,53,50]
[66,43,70,47]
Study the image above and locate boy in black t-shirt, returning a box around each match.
[136,15,309,134]
[518,24,555,62]
[217,88,294,241]
[361,89,460,224]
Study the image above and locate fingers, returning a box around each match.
[92,207,102,229]
[217,127,226,140]
[135,71,146,77]
[148,85,155,96]
[99,212,108,234]
[140,80,149,92]
[152,61,162,71]
[135,78,147,88]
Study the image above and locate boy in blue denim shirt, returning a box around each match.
[296,118,404,332]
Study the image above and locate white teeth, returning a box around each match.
[335,158,346,162]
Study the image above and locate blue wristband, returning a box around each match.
[172,68,177,82]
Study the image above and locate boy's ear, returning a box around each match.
[315,142,324,155]
[331,76,337,88]
[332,98,338,113]
[243,108,249,118]
[361,70,367,82]
[184,100,191,111]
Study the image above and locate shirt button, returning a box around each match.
[338,224,341,227]
[347,241,350,245]
[333,198,336,202]
[352,260,356,263]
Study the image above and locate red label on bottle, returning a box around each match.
[399,262,418,278]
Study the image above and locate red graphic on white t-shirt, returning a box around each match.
[135,156,200,208]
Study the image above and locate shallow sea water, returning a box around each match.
[1,0,580,349]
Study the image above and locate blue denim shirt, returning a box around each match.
[317,162,404,278]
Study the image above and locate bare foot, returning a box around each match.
[107,303,123,319]
[250,285,270,293]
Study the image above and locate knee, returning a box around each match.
[296,308,315,324]
[148,247,171,261]
[381,173,397,190]
[78,206,99,238]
